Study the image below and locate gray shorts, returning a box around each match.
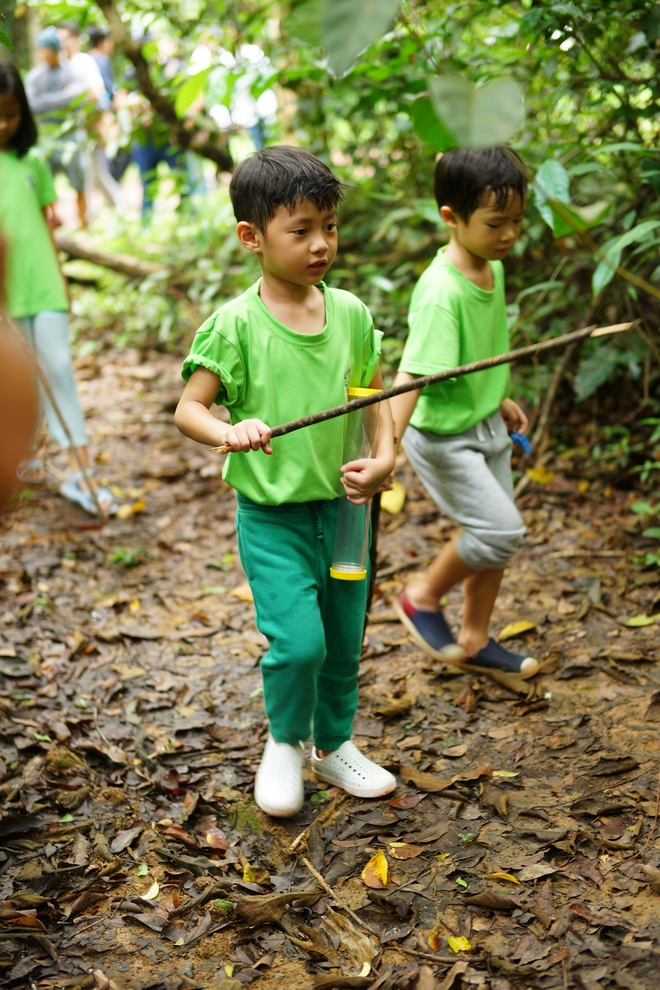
[403,410,526,571]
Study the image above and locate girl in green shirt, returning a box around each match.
[0,60,115,515]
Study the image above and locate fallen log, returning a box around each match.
[55,230,168,281]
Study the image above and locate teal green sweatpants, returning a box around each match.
[235,493,369,751]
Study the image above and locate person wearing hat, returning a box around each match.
[25,27,92,227]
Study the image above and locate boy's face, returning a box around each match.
[441,189,525,262]
[238,200,338,287]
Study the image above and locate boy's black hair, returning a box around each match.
[434,146,527,220]
[87,26,110,48]
[0,60,37,158]
[229,146,343,233]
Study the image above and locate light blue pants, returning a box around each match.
[14,312,88,450]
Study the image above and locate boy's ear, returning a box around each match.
[236,221,262,253]
[439,205,459,228]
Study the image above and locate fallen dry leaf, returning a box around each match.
[499,620,536,641]
[380,480,406,514]
[387,842,425,860]
[230,582,253,602]
[361,849,388,888]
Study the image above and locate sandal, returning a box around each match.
[60,471,118,517]
[17,457,46,484]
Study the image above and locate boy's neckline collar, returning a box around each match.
[251,278,333,345]
[438,245,496,294]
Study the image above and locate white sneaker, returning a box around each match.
[254,735,304,817]
[311,740,396,798]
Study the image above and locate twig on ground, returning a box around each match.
[300,856,464,965]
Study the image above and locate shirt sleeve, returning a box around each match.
[398,304,460,376]
[30,152,57,208]
[360,311,383,387]
[181,312,246,407]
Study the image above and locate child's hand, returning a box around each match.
[341,457,393,504]
[500,398,528,435]
[224,419,273,455]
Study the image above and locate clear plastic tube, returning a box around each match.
[330,387,381,581]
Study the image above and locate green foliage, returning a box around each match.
[109,547,151,568]
[429,75,524,148]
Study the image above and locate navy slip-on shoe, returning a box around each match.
[395,591,465,663]
[468,638,539,679]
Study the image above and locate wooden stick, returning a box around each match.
[211,322,632,455]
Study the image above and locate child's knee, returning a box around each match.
[459,511,526,570]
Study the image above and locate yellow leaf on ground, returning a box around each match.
[577,479,590,493]
[243,863,257,883]
[448,936,472,953]
[525,466,554,485]
[128,599,141,613]
[380,480,406,515]
[624,612,660,628]
[499,620,536,641]
[141,881,159,901]
[428,931,441,951]
[231,583,254,603]
[116,499,147,520]
[485,872,521,884]
[493,770,519,778]
[361,849,388,888]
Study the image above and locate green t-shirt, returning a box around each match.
[399,247,510,436]
[0,149,68,319]
[182,280,382,505]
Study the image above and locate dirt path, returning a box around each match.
[1,351,659,990]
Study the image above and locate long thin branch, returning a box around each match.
[94,0,233,171]
[212,322,632,454]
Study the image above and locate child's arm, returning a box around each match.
[175,367,273,454]
[390,371,422,447]
[42,207,72,310]
[341,368,395,505]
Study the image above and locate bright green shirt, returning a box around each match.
[0,149,68,319]
[399,247,510,436]
[182,280,382,505]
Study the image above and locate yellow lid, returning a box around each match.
[347,387,382,398]
[330,567,367,581]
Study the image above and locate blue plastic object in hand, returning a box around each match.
[511,431,532,454]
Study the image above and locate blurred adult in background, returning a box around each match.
[59,21,124,210]
[25,27,90,227]
[87,26,115,106]
[58,22,105,104]
[88,25,131,192]
[0,60,116,515]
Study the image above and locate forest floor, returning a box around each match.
[1,348,660,990]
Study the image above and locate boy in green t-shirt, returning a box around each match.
[176,146,396,817]
[392,146,539,679]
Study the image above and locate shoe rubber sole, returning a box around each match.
[312,769,396,799]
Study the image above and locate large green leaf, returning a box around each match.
[284,0,402,74]
[0,27,14,52]
[282,0,323,48]
[411,96,456,152]
[592,219,660,296]
[322,0,403,76]
[429,75,524,148]
[175,67,211,117]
